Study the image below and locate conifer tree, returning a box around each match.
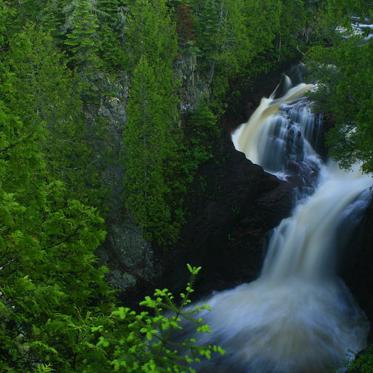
[308,32,373,172]
[1,25,97,204]
[123,0,182,244]
[96,0,127,69]
[64,0,101,73]
[0,96,112,371]
[123,57,178,244]
[125,0,177,71]
[0,0,8,45]
[62,1,117,214]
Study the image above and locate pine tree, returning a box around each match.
[123,0,182,244]
[62,1,117,214]
[123,57,178,244]
[0,0,8,45]
[0,95,112,371]
[64,0,100,72]
[1,25,98,205]
[96,0,127,69]
[125,0,177,71]
[308,35,373,171]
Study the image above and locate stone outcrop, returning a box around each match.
[164,135,294,295]
[101,65,299,301]
[343,197,373,339]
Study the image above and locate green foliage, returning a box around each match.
[348,346,373,373]
[120,0,352,246]
[0,16,114,372]
[0,1,8,45]
[299,0,372,44]
[185,100,218,166]
[1,247,221,372]
[96,0,128,69]
[0,25,97,203]
[123,0,183,245]
[307,36,373,171]
[60,1,123,216]
[125,0,177,72]
[80,264,224,373]
[2,1,368,371]
[0,96,112,371]
[63,0,101,72]
[35,364,53,373]
[324,0,372,25]
[124,57,179,244]
[187,0,305,103]
[275,0,306,58]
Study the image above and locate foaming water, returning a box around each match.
[232,83,316,172]
[196,279,367,373]
[192,78,372,373]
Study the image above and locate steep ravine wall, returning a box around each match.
[101,64,373,338]
[163,135,294,296]
[343,198,373,339]
[100,66,297,304]
[99,131,295,307]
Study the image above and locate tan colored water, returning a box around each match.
[196,82,372,373]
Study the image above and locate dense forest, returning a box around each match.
[0,0,372,372]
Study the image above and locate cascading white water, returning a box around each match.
[231,83,321,176]
[193,79,373,373]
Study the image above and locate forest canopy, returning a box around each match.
[0,0,372,372]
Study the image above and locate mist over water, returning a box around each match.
[195,79,372,373]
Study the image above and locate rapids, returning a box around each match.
[193,79,372,373]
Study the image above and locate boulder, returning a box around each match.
[98,220,161,306]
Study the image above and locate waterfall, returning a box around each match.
[193,79,372,373]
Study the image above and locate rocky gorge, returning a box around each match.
[101,67,373,345]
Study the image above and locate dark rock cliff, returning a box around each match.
[164,135,294,296]
[163,64,301,296]
[343,197,373,338]
[101,64,298,303]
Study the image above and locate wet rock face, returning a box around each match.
[165,136,294,295]
[100,136,294,303]
[100,64,298,302]
[342,198,373,338]
[98,220,160,304]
